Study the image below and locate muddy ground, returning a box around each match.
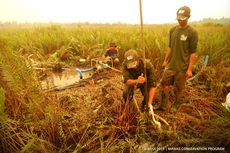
[45,67,230,152]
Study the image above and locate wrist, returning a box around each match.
[187,68,192,72]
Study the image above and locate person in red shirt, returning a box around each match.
[103,42,119,64]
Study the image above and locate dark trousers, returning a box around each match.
[123,84,149,108]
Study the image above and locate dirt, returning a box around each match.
[48,67,230,152]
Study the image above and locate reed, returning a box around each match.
[0,23,229,152]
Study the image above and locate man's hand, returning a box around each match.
[137,73,145,84]
[186,69,193,80]
[162,61,167,68]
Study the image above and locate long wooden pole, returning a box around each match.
[139,0,145,62]
[139,0,148,101]
[139,0,162,129]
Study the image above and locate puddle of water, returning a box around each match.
[41,68,94,90]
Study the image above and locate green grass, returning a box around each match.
[0,23,230,153]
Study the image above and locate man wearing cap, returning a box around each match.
[157,6,198,111]
[103,42,119,64]
[122,49,157,110]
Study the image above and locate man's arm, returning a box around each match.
[126,79,139,86]
[103,50,108,58]
[186,53,197,79]
[186,28,198,79]
[126,73,145,87]
[162,47,171,68]
[147,87,156,107]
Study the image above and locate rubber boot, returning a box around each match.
[156,90,169,111]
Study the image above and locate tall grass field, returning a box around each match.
[0,23,230,152]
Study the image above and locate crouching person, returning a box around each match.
[122,49,157,111]
[103,42,120,65]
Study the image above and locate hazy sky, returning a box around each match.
[0,0,230,24]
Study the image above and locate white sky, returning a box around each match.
[0,0,229,24]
